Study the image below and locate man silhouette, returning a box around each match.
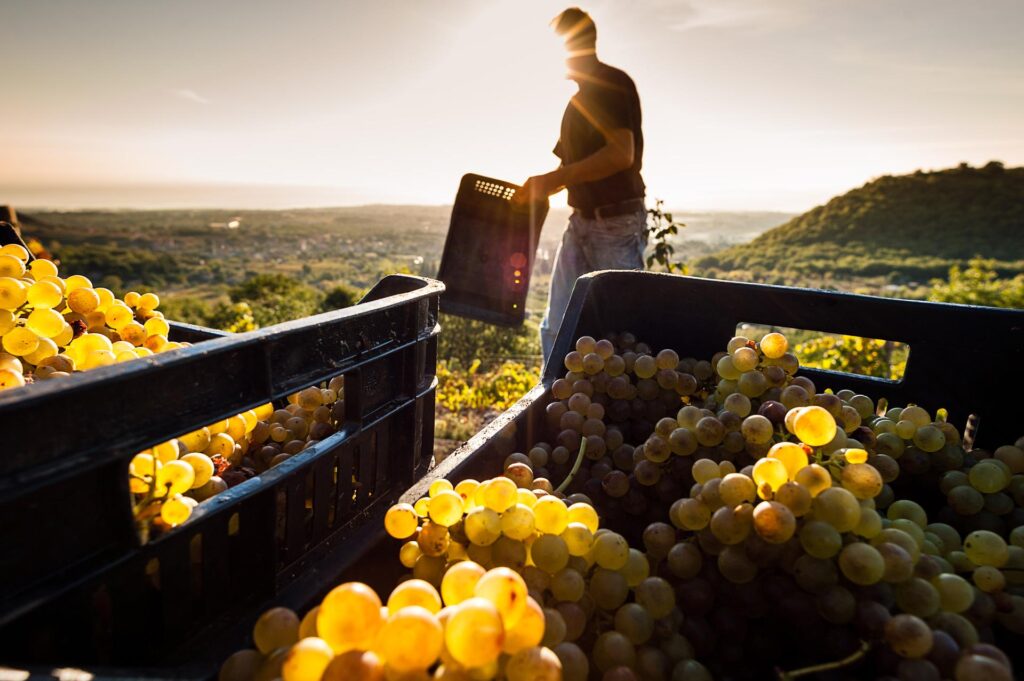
[519,7,646,364]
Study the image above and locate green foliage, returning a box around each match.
[208,302,257,333]
[437,314,540,365]
[162,276,349,331]
[436,359,540,413]
[434,410,486,443]
[928,257,1024,309]
[159,296,214,327]
[694,162,1024,286]
[319,284,361,313]
[645,200,687,273]
[228,273,321,327]
[795,335,907,380]
[57,242,187,289]
[434,359,541,443]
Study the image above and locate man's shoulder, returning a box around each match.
[597,62,637,92]
[598,63,634,87]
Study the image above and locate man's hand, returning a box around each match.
[515,172,562,204]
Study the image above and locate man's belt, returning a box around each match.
[575,197,647,220]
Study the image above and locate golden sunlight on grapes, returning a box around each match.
[224,327,1022,680]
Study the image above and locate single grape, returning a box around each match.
[752,457,787,492]
[551,568,585,602]
[768,442,809,479]
[387,579,442,615]
[932,573,974,613]
[593,631,637,673]
[760,332,788,358]
[634,577,675,618]
[812,487,861,532]
[670,498,711,531]
[947,485,985,515]
[719,473,756,506]
[752,501,796,544]
[710,503,753,545]
[589,568,629,611]
[667,542,703,579]
[775,481,812,516]
[838,542,885,585]
[841,462,884,500]
[503,597,546,655]
[505,645,562,681]
[501,503,537,540]
[253,606,301,654]
[795,463,832,496]
[533,496,569,534]
[969,462,1008,494]
[740,414,773,444]
[567,502,599,533]
[444,597,504,668]
[964,530,1009,567]
[416,521,450,557]
[553,642,588,681]
[885,614,933,658]
[800,520,842,558]
[464,507,502,546]
[592,532,630,570]
[792,406,838,446]
[614,603,654,644]
[895,578,941,618]
[474,567,528,627]
[385,503,420,539]
[531,533,570,574]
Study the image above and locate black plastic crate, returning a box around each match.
[436,174,548,326]
[11,271,1024,680]
[328,270,1024,594]
[0,274,442,671]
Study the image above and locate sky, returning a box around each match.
[1,0,1022,211]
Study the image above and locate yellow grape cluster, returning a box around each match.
[384,475,609,589]
[386,472,687,681]
[217,330,1022,681]
[220,568,562,681]
[243,378,346,473]
[0,244,184,392]
[132,379,345,538]
[497,332,1021,678]
[130,402,274,535]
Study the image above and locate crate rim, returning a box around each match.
[546,269,1024,381]
[0,274,444,491]
[0,274,443,411]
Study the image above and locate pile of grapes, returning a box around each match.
[131,379,345,537]
[0,244,190,389]
[0,243,352,537]
[222,330,1021,680]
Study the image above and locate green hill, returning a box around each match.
[694,161,1024,286]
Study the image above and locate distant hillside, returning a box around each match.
[694,162,1024,285]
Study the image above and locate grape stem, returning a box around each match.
[775,640,870,680]
[555,437,588,494]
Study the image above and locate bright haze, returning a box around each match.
[3,0,1022,210]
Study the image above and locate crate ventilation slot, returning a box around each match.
[474,180,516,201]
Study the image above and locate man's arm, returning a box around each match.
[519,128,634,202]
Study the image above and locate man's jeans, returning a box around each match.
[540,208,647,364]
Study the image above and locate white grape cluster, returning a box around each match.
[0,244,189,390]
[222,330,1020,681]
[221,569,563,681]
[132,379,344,538]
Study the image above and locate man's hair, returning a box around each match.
[551,7,597,52]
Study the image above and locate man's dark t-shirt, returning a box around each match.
[554,62,645,211]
